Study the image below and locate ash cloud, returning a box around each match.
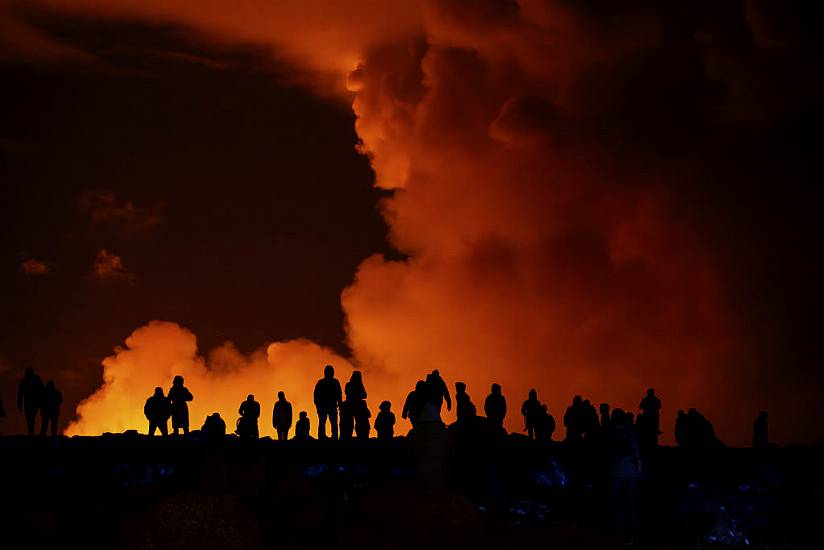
[93,249,135,285]
[13,0,821,443]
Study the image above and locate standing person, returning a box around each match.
[144,387,171,436]
[167,375,194,435]
[402,380,425,428]
[40,380,63,436]
[237,394,261,439]
[374,401,395,440]
[599,403,611,433]
[426,370,451,413]
[484,383,507,430]
[638,388,661,447]
[313,365,342,441]
[753,411,769,450]
[17,367,44,436]
[272,391,293,441]
[521,389,542,440]
[535,404,556,441]
[564,395,584,442]
[344,370,371,440]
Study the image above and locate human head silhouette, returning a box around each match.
[455,381,466,393]
[758,410,768,420]
[324,364,334,378]
[599,403,609,414]
[154,387,164,397]
[247,394,254,401]
[647,388,655,396]
[528,388,537,400]
[278,391,285,400]
[611,408,627,424]
[491,383,501,394]
[173,375,184,386]
[299,411,308,419]
[432,369,440,377]
[24,367,34,376]
[380,400,391,411]
[415,380,425,391]
[573,395,582,405]
[351,370,362,383]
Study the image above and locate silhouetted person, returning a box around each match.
[375,400,395,440]
[402,380,425,427]
[144,387,171,436]
[753,411,768,449]
[237,394,260,439]
[582,399,599,439]
[535,404,556,441]
[426,369,451,412]
[678,408,719,449]
[272,391,293,441]
[564,395,584,442]
[455,382,476,422]
[17,367,44,436]
[638,388,661,448]
[484,383,506,429]
[314,364,342,440]
[40,380,62,436]
[167,375,193,435]
[342,370,370,440]
[674,410,687,446]
[201,412,226,437]
[599,403,611,433]
[626,412,636,431]
[608,408,641,543]
[295,411,310,440]
[521,389,542,440]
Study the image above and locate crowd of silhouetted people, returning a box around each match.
[3,367,64,436]
[5,365,772,456]
[3,364,780,543]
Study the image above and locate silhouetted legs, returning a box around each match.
[317,407,338,441]
[24,406,38,436]
[40,412,58,436]
[276,427,288,440]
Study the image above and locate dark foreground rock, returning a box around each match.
[1,431,821,549]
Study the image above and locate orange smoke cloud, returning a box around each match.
[93,249,136,285]
[66,321,363,436]
[40,0,777,444]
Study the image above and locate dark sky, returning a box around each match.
[0,18,392,434]
[1,3,823,442]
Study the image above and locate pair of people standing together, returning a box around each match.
[313,365,370,441]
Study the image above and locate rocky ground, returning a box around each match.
[1,429,821,549]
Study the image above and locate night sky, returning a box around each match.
[1,1,822,443]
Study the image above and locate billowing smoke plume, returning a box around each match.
[67,321,359,436]
[23,0,815,443]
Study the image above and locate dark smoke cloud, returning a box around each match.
[3,0,821,443]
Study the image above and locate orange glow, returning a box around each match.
[38,0,759,444]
